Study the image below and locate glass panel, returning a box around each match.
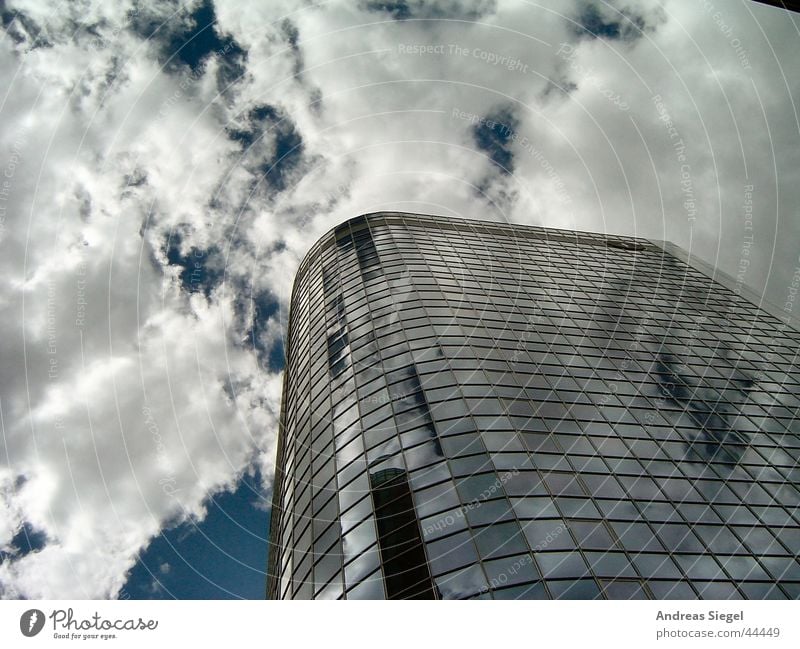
[340,494,372,533]
[762,556,800,581]
[653,523,706,553]
[535,552,590,579]
[647,581,697,599]
[404,441,445,471]
[600,580,649,600]
[491,453,534,471]
[633,553,682,579]
[450,454,493,477]
[734,527,785,554]
[473,521,528,559]
[611,522,665,552]
[344,544,381,585]
[580,473,626,498]
[341,519,377,563]
[695,581,743,599]
[693,525,745,554]
[483,553,540,589]
[546,578,601,599]
[346,571,385,599]
[336,434,364,468]
[315,573,343,600]
[492,581,549,599]
[456,472,506,502]
[483,431,524,452]
[409,462,451,490]
[738,582,788,599]
[366,437,401,464]
[440,432,486,457]
[338,463,368,500]
[717,555,771,581]
[465,498,515,527]
[568,521,617,550]
[543,472,585,496]
[420,507,468,542]
[511,496,559,520]
[434,563,489,599]
[413,480,460,518]
[503,471,547,497]
[674,554,726,580]
[425,530,479,576]
[522,519,574,551]
[556,497,601,518]
[314,552,341,592]
[584,552,637,578]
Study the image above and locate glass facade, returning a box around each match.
[267,212,800,600]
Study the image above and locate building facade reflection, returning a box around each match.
[267,212,800,599]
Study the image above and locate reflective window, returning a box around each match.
[522,519,575,552]
[269,214,800,600]
[434,564,489,599]
[345,571,385,599]
[426,530,479,576]
[473,521,528,560]
[483,553,540,588]
[568,521,617,550]
[546,578,601,599]
[600,580,649,600]
[535,552,590,579]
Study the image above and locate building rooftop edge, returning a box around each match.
[287,211,800,334]
[293,211,652,283]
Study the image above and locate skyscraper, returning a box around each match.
[267,212,800,600]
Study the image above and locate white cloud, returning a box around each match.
[0,1,282,598]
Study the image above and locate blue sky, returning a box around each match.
[123,471,269,599]
[0,0,798,599]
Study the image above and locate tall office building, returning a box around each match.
[267,212,800,600]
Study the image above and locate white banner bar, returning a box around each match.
[1,601,798,648]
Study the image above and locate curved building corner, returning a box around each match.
[267,212,800,600]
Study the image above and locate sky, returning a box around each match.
[0,0,797,599]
